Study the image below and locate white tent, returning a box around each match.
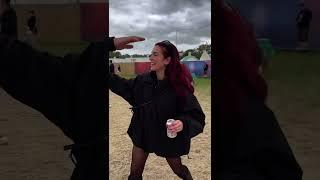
[181,52,199,61]
[200,50,211,61]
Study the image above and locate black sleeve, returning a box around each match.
[0,38,70,108]
[108,74,137,105]
[0,40,73,133]
[0,36,109,132]
[175,93,206,139]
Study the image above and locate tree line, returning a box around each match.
[109,44,211,59]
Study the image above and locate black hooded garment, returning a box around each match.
[109,72,205,157]
[0,35,114,180]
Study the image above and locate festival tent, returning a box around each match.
[181,52,206,77]
[199,50,211,77]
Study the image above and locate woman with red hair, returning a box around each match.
[109,40,205,180]
[214,1,302,179]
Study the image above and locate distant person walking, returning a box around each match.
[110,60,115,74]
[24,10,38,48]
[27,10,37,35]
[204,63,208,76]
[117,65,121,73]
[296,3,312,50]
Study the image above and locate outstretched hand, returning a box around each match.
[114,36,145,50]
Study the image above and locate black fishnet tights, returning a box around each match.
[128,145,186,179]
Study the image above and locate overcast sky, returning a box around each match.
[109,0,211,55]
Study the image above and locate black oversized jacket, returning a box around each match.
[0,35,114,180]
[109,71,205,157]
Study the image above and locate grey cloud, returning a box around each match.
[109,0,211,54]
[110,0,210,15]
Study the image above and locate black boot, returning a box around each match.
[178,165,193,180]
[128,174,143,180]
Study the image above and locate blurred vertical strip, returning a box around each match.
[80,0,108,42]
[305,0,320,48]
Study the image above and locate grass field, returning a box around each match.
[266,51,320,119]
[119,75,211,96]
[266,51,320,180]
[193,77,211,96]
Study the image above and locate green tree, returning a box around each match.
[132,54,148,58]
[109,51,122,58]
[181,49,196,59]
[180,44,211,60]
[120,54,131,59]
[197,44,211,55]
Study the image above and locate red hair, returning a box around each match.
[214,1,268,113]
[155,41,194,99]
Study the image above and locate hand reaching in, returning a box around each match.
[113,36,145,50]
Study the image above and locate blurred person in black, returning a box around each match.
[110,60,115,74]
[117,64,121,73]
[0,0,17,38]
[0,0,17,145]
[0,29,144,179]
[27,10,37,35]
[296,2,313,50]
[23,9,38,47]
[204,63,208,76]
[214,1,303,179]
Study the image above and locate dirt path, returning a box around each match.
[0,89,73,180]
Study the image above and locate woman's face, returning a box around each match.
[149,45,171,72]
